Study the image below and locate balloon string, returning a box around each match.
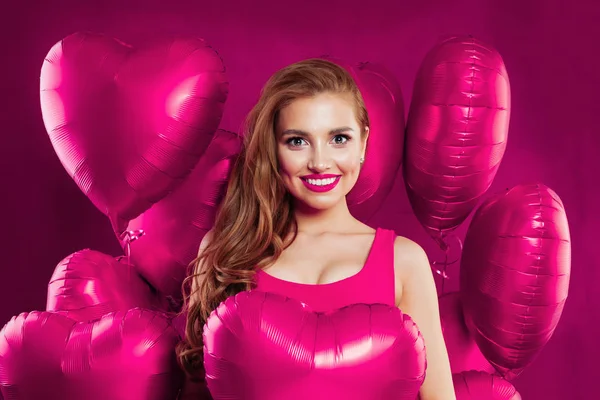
[431,235,464,295]
[442,251,448,295]
[118,229,145,280]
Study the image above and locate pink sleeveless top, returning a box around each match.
[202,227,427,399]
[254,227,397,311]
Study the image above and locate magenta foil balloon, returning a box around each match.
[122,129,242,299]
[203,291,426,400]
[0,310,184,400]
[40,32,228,234]
[323,57,405,222]
[460,183,571,379]
[453,371,521,400]
[404,36,511,246]
[438,292,494,374]
[47,249,169,322]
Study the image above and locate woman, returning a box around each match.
[177,58,456,399]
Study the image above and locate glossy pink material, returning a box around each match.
[0,310,183,399]
[203,291,426,400]
[404,36,511,246]
[438,292,494,374]
[460,183,571,379]
[40,32,228,234]
[122,130,241,299]
[453,371,521,399]
[255,227,396,312]
[46,249,168,322]
[324,58,405,222]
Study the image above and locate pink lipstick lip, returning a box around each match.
[301,176,341,193]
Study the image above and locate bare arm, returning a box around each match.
[394,237,456,400]
[188,229,214,309]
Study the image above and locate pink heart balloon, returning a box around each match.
[40,32,228,234]
[47,249,169,322]
[322,57,405,222]
[453,371,521,400]
[438,292,495,374]
[203,291,426,400]
[460,183,571,379]
[0,310,183,400]
[404,36,511,247]
[121,129,242,299]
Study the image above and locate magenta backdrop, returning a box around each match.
[1,0,598,398]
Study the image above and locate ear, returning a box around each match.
[361,126,370,158]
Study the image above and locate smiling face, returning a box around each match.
[276,92,369,212]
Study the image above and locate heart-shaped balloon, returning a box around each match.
[460,183,571,379]
[321,57,405,223]
[0,310,183,400]
[47,249,169,321]
[404,35,511,247]
[120,129,242,299]
[453,371,521,399]
[40,32,228,234]
[438,292,494,374]
[203,291,426,400]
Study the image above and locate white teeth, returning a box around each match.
[306,177,336,186]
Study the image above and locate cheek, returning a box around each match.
[334,152,361,172]
[277,150,304,176]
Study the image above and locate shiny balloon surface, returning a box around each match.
[404,36,511,245]
[40,32,228,234]
[460,183,571,379]
[203,291,426,400]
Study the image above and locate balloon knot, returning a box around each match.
[119,229,145,244]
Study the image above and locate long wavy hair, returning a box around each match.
[176,58,370,379]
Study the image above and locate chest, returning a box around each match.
[263,233,376,285]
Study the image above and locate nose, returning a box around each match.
[307,146,331,172]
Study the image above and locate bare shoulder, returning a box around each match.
[188,229,215,307]
[392,235,431,305]
[199,229,215,254]
[195,229,215,274]
[393,235,429,268]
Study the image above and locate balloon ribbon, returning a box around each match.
[117,229,146,280]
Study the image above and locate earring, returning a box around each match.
[360,157,365,164]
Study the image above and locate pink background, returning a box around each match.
[1,0,598,398]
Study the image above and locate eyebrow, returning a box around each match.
[280,127,354,137]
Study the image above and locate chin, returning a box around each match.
[292,188,348,212]
[299,198,339,211]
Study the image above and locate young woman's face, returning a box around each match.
[276,92,368,212]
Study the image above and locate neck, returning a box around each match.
[292,197,356,235]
